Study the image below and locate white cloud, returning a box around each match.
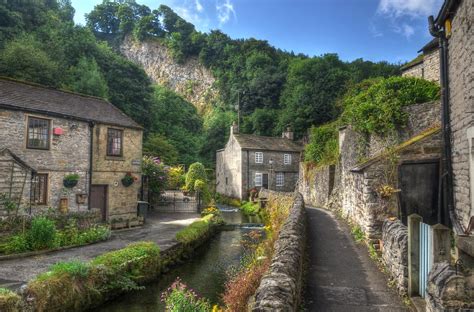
[216,0,236,25]
[400,23,415,38]
[369,22,383,38]
[195,0,204,12]
[377,0,442,18]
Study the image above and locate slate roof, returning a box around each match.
[233,133,303,152]
[0,77,142,129]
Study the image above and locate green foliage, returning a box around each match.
[351,225,365,243]
[27,217,57,250]
[185,162,207,193]
[304,121,340,165]
[342,76,440,135]
[175,214,221,244]
[66,57,109,98]
[43,261,90,279]
[143,134,179,164]
[4,234,29,254]
[161,278,212,312]
[142,156,167,196]
[240,201,260,216]
[0,193,17,214]
[63,173,80,182]
[167,166,186,190]
[216,194,241,207]
[0,287,20,312]
[92,241,160,269]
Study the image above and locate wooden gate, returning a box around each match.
[399,159,440,225]
[419,222,433,298]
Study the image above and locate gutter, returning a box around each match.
[428,15,464,234]
[88,122,95,210]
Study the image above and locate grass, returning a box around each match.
[0,287,20,312]
[351,225,365,243]
[175,214,222,244]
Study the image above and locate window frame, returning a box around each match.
[34,173,48,205]
[26,116,51,150]
[106,128,124,157]
[255,172,263,187]
[255,152,263,164]
[284,154,292,165]
[276,172,284,187]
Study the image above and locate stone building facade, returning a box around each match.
[216,124,302,200]
[0,78,143,221]
[402,39,440,83]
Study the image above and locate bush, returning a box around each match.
[304,121,339,165]
[161,278,212,312]
[167,165,186,190]
[185,162,207,192]
[342,76,440,135]
[38,261,91,281]
[27,217,57,250]
[175,214,222,244]
[0,287,21,312]
[142,156,167,195]
[216,194,241,207]
[4,234,29,254]
[240,201,259,216]
[200,206,220,217]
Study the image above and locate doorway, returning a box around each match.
[91,185,108,221]
[262,174,269,189]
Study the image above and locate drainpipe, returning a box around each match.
[429,16,463,234]
[88,122,95,210]
[247,150,250,200]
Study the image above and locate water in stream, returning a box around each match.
[93,208,262,312]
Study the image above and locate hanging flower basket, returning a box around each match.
[121,173,135,187]
[63,174,79,188]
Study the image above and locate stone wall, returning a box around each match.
[425,261,474,311]
[401,49,440,83]
[448,0,474,233]
[253,192,305,311]
[92,124,142,219]
[298,163,339,208]
[120,36,218,114]
[0,109,90,213]
[381,219,408,295]
[216,127,243,199]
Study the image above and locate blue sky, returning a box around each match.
[71,0,444,63]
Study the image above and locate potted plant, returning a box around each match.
[121,172,135,187]
[63,174,80,188]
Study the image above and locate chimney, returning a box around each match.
[282,126,294,140]
[231,121,239,135]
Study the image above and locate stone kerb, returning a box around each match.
[381,218,409,296]
[252,193,306,311]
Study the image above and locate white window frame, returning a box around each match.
[284,154,292,165]
[255,152,263,164]
[255,172,263,187]
[276,172,284,187]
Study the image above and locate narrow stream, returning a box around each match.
[93,207,262,312]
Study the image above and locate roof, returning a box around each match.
[418,38,439,53]
[401,54,424,71]
[0,77,142,129]
[350,126,441,172]
[435,0,460,24]
[233,133,303,152]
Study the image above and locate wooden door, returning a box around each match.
[91,185,107,221]
[262,174,269,189]
[399,160,440,225]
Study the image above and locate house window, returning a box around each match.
[255,152,263,164]
[27,117,50,149]
[34,174,48,205]
[107,128,123,156]
[284,154,292,165]
[276,172,284,186]
[255,172,263,186]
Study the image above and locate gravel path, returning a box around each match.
[0,211,200,290]
[304,207,410,311]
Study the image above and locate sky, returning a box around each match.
[71,0,444,63]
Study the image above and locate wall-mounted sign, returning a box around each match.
[132,159,141,166]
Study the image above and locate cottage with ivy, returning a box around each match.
[216,123,303,200]
[0,77,143,221]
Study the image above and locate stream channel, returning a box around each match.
[93,206,263,311]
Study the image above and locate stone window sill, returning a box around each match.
[105,156,125,161]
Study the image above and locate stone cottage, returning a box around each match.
[216,124,302,200]
[0,77,143,221]
[401,38,440,83]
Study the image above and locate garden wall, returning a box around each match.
[253,192,306,311]
[298,163,340,208]
[381,219,408,295]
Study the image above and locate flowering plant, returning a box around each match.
[161,277,212,312]
[121,172,135,187]
[142,156,167,195]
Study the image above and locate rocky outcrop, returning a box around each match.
[253,193,306,311]
[120,36,218,114]
[381,219,408,296]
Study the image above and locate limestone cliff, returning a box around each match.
[120,36,218,114]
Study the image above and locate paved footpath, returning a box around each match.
[0,211,200,290]
[305,207,410,312]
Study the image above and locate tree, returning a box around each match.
[185,162,207,192]
[143,134,178,164]
[66,57,109,98]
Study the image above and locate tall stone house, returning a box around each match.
[430,0,474,271]
[216,124,302,200]
[401,38,440,83]
[0,78,143,221]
